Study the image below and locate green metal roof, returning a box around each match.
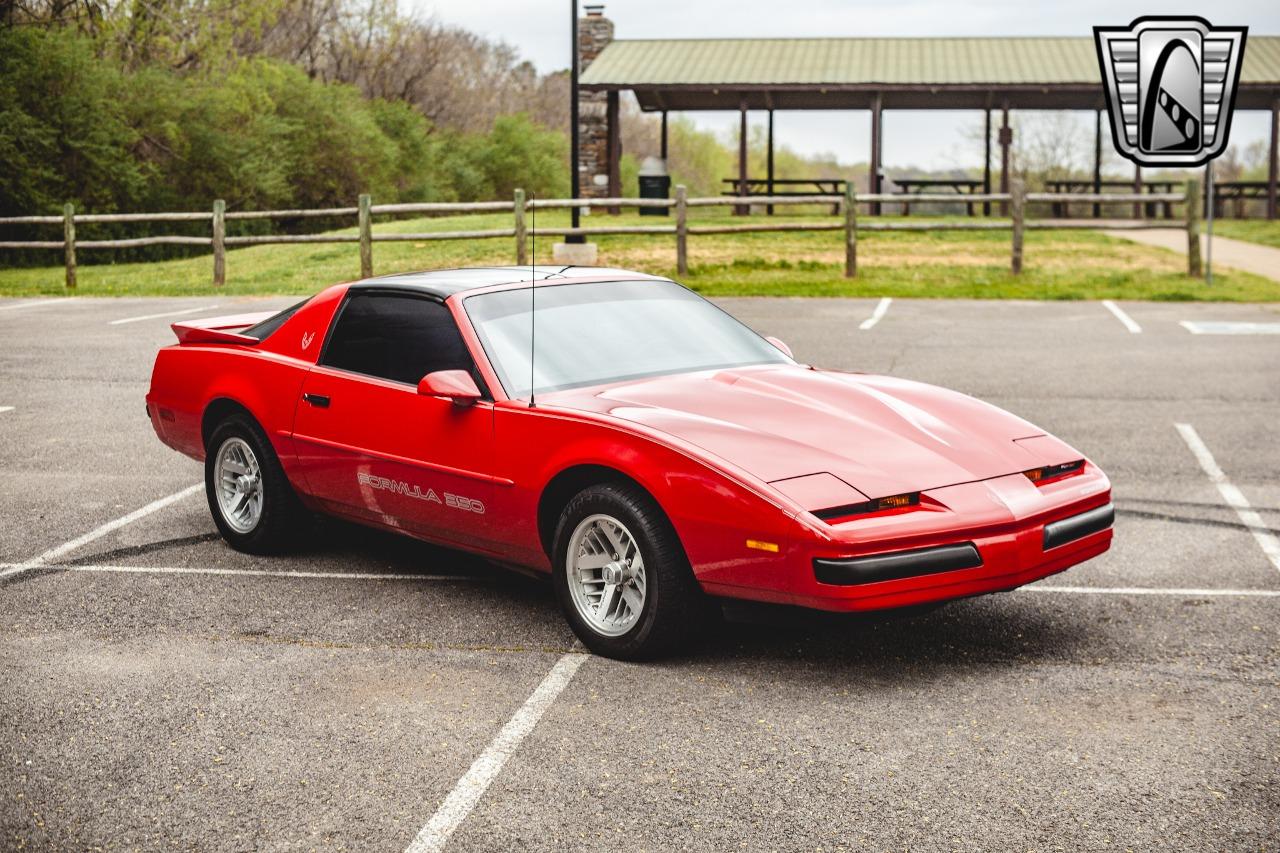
[583,35,1280,112]
[581,36,1280,111]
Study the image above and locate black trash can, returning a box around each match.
[638,157,671,216]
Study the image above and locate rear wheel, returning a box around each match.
[552,482,705,660]
[205,414,305,554]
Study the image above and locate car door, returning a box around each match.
[291,289,496,550]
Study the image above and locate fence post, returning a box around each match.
[675,184,688,276]
[211,199,226,287]
[1185,178,1202,278]
[63,202,76,289]
[1010,178,1025,275]
[514,188,527,266]
[844,183,858,278]
[358,193,373,278]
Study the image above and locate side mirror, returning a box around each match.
[765,336,793,359]
[417,370,482,405]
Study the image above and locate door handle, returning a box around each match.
[303,393,330,408]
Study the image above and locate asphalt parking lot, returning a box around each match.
[1,293,1278,852]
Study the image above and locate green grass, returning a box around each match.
[2,209,1276,300]
[1210,219,1280,251]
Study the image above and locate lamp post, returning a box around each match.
[567,0,583,243]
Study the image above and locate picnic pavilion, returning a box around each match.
[574,6,1280,218]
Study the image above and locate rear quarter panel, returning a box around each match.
[147,347,309,470]
[146,287,345,478]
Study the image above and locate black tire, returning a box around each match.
[204,413,306,554]
[551,481,706,660]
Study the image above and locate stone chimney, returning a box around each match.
[578,5,616,200]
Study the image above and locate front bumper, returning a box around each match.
[799,501,1112,612]
[700,467,1114,613]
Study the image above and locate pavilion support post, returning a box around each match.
[999,101,1011,216]
[1133,165,1144,220]
[660,110,668,161]
[1269,100,1278,220]
[1093,108,1103,219]
[735,102,749,216]
[766,109,775,216]
[606,90,621,215]
[870,93,883,216]
[983,108,992,216]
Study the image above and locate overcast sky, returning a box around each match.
[409,0,1280,171]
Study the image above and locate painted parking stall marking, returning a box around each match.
[0,406,13,414]
[0,297,78,312]
[0,563,485,583]
[1101,300,1142,333]
[1180,321,1280,335]
[1176,423,1280,575]
[4,557,1271,598]
[1022,585,1280,597]
[404,651,590,853]
[109,304,220,326]
[859,297,892,330]
[0,483,202,580]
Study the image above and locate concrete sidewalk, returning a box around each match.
[1104,227,1280,282]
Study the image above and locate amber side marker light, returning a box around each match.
[1024,460,1085,485]
[746,539,780,553]
[813,492,921,522]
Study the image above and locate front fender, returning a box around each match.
[492,404,807,591]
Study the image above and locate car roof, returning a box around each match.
[348,266,666,299]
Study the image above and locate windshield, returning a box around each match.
[464,279,791,398]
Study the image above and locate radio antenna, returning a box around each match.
[528,192,536,408]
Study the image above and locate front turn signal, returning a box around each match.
[1024,460,1085,485]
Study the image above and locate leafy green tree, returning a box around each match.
[0,27,146,215]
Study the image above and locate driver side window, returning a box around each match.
[322,292,472,386]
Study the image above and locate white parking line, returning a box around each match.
[0,484,202,580]
[1176,422,1280,575]
[405,651,590,853]
[1180,321,1280,335]
[0,563,483,582]
[0,297,78,312]
[1101,300,1142,333]
[6,559,1272,599]
[1021,585,1280,597]
[108,305,220,326]
[859,297,892,331]
[0,406,13,414]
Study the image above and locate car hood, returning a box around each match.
[547,365,1061,500]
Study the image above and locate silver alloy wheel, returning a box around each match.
[566,513,647,637]
[214,436,263,534]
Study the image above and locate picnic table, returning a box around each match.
[1211,181,1270,218]
[890,178,987,216]
[1044,179,1179,219]
[721,178,845,214]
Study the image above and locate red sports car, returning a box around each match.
[146,267,1113,659]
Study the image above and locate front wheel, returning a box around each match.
[552,482,705,660]
[205,414,305,554]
